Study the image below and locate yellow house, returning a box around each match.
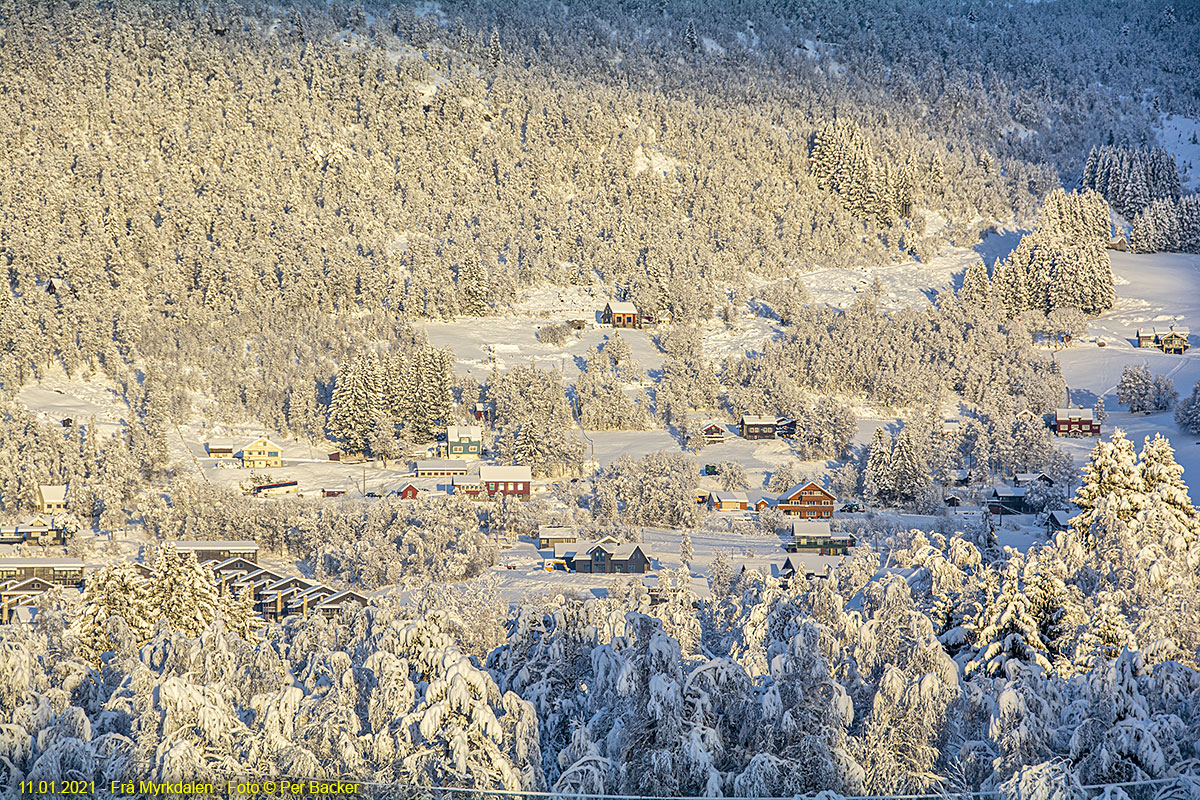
[37,485,68,515]
[240,437,283,469]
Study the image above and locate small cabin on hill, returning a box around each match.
[709,491,749,511]
[700,421,727,444]
[739,414,777,440]
[36,485,68,515]
[602,301,641,328]
[537,526,577,550]
[988,487,1031,516]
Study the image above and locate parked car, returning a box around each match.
[839,502,865,513]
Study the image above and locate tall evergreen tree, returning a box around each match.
[327,354,382,454]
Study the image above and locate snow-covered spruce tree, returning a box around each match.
[888,425,929,506]
[862,426,893,506]
[965,559,1052,677]
[1116,363,1153,412]
[959,258,992,310]
[677,531,694,573]
[457,252,489,316]
[1174,378,1200,434]
[74,558,152,663]
[1071,429,1146,546]
[1137,434,1200,544]
[327,353,382,454]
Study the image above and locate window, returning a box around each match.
[268,451,279,457]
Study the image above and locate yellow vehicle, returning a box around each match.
[543,559,569,572]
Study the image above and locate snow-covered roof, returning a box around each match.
[0,558,85,568]
[791,520,832,537]
[779,481,833,501]
[740,414,777,426]
[1154,326,1189,337]
[38,485,67,504]
[1056,408,1093,421]
[949,469,970,480]
[1015,472,1050,483]
[538,525,574,538]
[606,301,639,314]
[480,465,532,482]
[991,487,1028,498]
[610,543,650,560]
[711,491,748,504]
[316,590,370,608]
[169,540,259,552]
[416,459,468,472]
[1049,510,1073,527]
[446,424,482,442]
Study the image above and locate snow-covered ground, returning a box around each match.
[13,243,1200,607]
[1057,251,1200,479]
[1158,114,1200,193]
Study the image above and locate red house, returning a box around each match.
[1054,408,1100,437]
[479,465,532,500]
[776,481,835,518]
[395,482,419,500]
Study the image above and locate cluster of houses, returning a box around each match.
[206,436,284,468]
[0,541,370,624]
[0,486,74,547]
[0,557,86,623]
[540,527,655,574]
[700,480,837,519]
[1136,323,1190,354]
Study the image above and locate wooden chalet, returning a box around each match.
[537,526,576,550]
[709,491,749,511]
[1014,472,1054,487]
[1139,324,1190,354]
[988,487,1031,515]
[700,421,727,444]
[0,517,67,546]
[241,437,283,469]
[787,521,855,555]
[555,537,652,574]
[945,493,963,508]
[37,484,68,515]
[251,480,299,497]
[205,442,236,458]
[1048,510,1073,535]
[780,553,839,581]
[777,481,835,518]
[693,488,711,505]
[415,459,469,477]
[602,301,641,328]
[754,497,773,512]
[1055,408,1100,437]
[0,558,85,586]
[480,465,532,499]
[169,540,259,563]
[1156,326,1190,354]
[739,414,777,440]
[313,590,370,618]
[1,577,60,623]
